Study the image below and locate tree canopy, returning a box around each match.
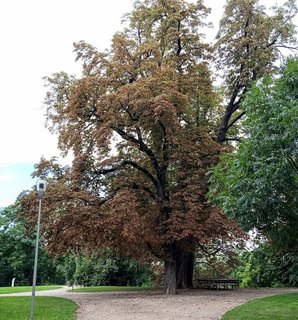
[20,0,297,294]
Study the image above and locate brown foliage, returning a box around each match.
[21,1,245,263]
[19,0,296,292]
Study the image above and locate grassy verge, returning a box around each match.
[222,293,298,320]
[0,285,62,294]
[0,296,77,320]
[71,285,150,292]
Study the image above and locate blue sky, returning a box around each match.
[0,163,35,207]
[0,0,291,208]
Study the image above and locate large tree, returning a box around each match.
[20,0,296,294]
[209,58,298,254]
[215,0,297,143]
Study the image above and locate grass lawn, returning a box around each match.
[0,296,77,320]
[71,285,150,292]
[222,293,298,320]
[0,285,62,294]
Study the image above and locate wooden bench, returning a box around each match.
[196,278,239,290]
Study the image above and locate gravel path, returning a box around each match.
[2,287,298,319]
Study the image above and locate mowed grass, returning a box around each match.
[0,296,77,320]
[71,285,149,292]
[0,285,62,294]
[222,293,298,320]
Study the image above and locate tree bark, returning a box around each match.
[177,252,194,289]
[164,260,177,294]
[164,243,195,293]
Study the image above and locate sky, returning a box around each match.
[0,0,294,207]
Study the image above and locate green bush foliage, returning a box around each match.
[236,244,298,287]
[0,205,65,286]
[0,205,154,287]
[70,253,155,287]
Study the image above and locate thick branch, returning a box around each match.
[226,111,246,130]
[94,161,156,191]
[217,89,240,143]
[198,243,222,256]
[158,121,169,165]
[176,20,182,57]
[115,127,160,173]
[127,183,157,200]
[217,85,247,144]
[145,242,163,259]
[122,160,159,191]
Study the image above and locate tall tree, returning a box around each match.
[209,58,298,254]
[215,0,297,143]
[20,0,296,294]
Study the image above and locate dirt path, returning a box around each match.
[2,287,297,320]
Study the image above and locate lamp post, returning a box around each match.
[30,179,47,320]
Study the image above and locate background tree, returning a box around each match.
[72,251,155,287]
[236,243,298,288]
[215,0,297,143]
[20,0,296,294]
[0,203,154,287]
[0,205,65,286]
[209,58,298,256]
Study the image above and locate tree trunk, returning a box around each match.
[164,243,195,293]
[177,252,194,289]
[164,260,177,294]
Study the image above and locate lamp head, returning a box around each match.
[36,179,47,199]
